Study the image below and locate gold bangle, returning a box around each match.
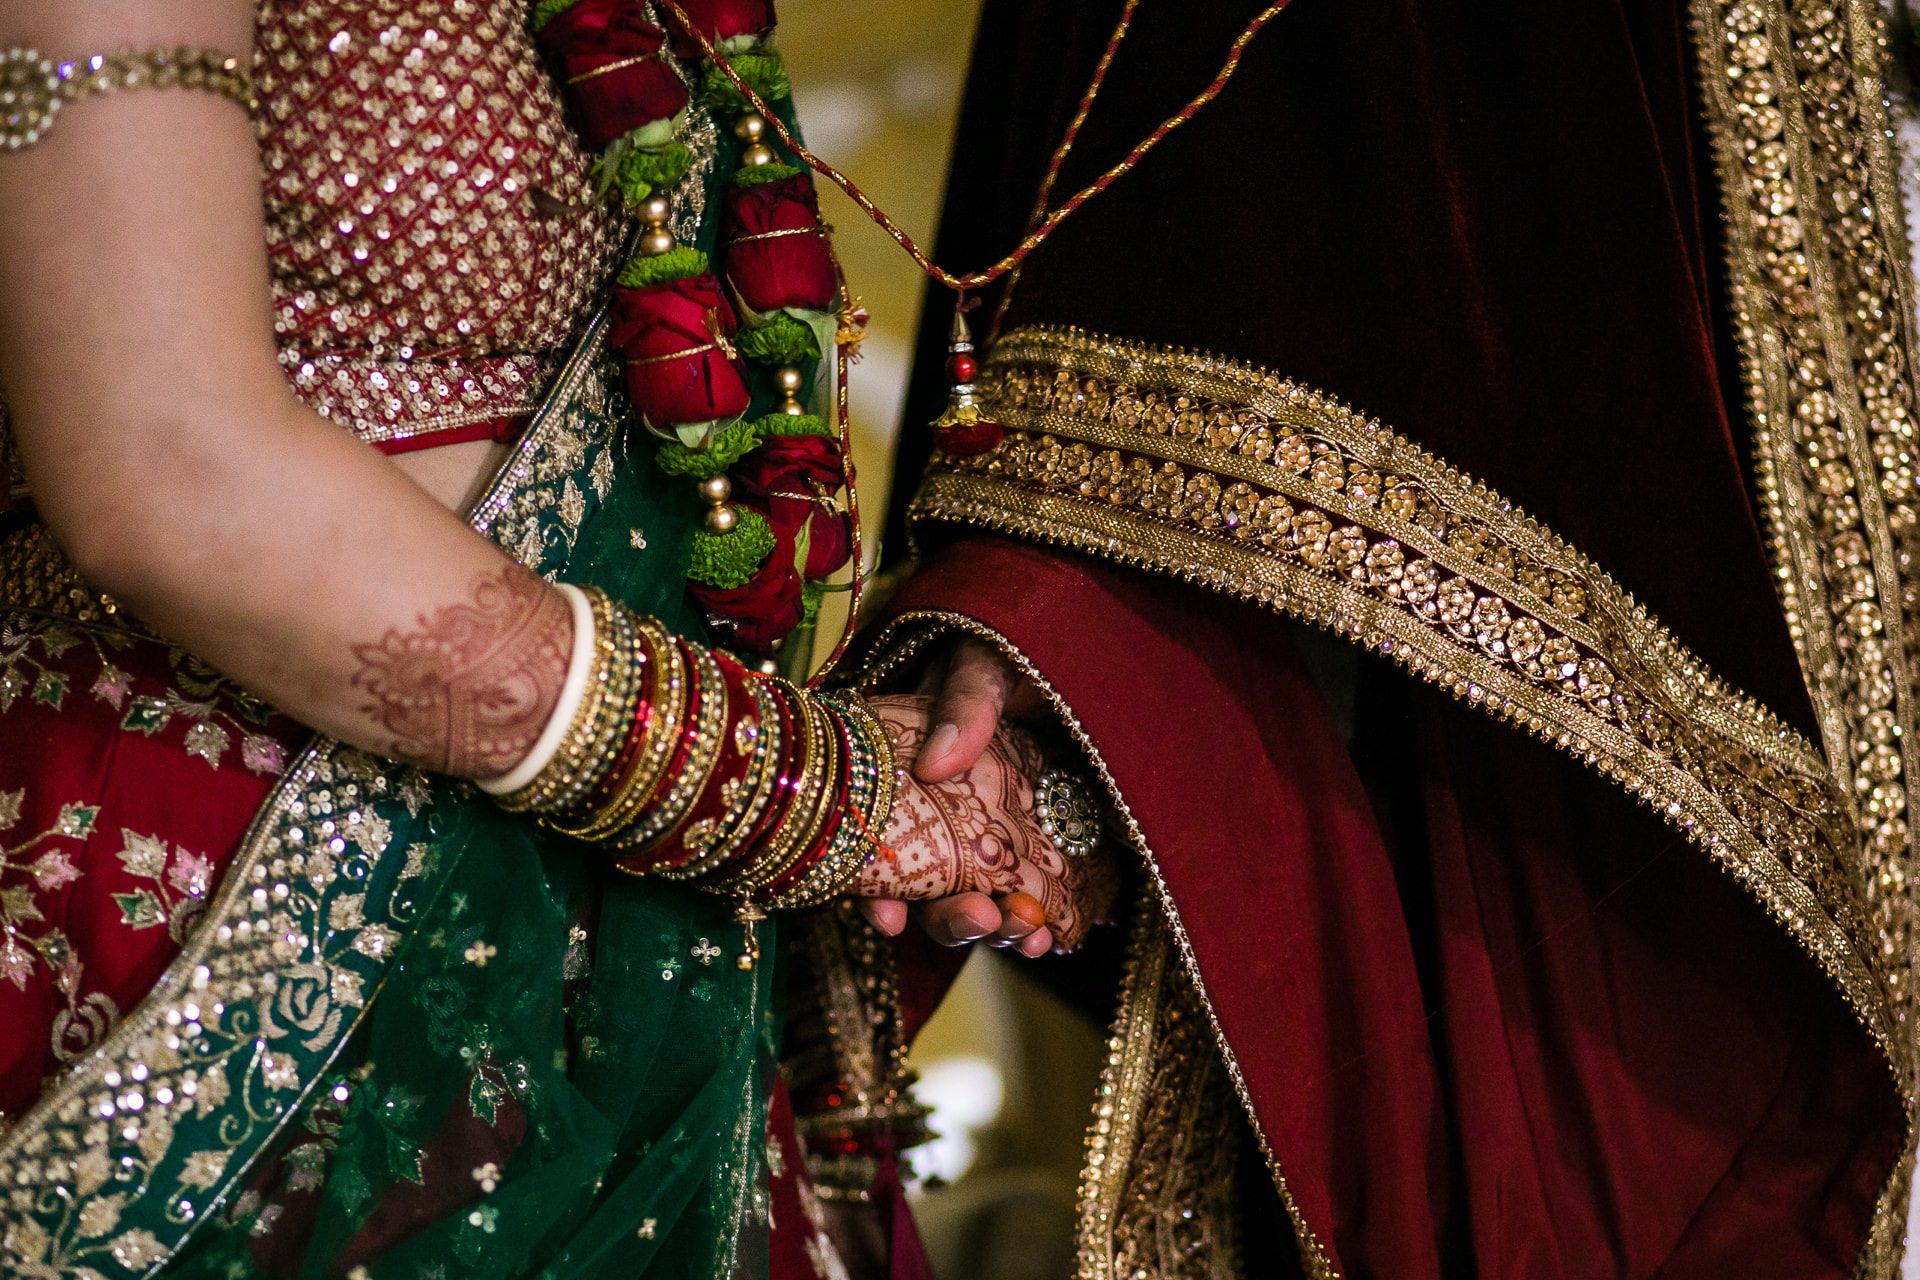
[550,596,642,814]
[833,692,898,834]
[1,47,253,151]
[550,617,681,840]
[769,693,893,908]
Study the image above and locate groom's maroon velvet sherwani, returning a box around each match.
[872,0,1918,1275]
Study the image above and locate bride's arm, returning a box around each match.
[0,0,570,779]
[0,2,1112,945]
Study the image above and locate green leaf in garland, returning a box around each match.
[611,141,695,208]
[731,162,802,187]
[736,312,817,365]
[791,520,813,577]
[698,53,792,114]
[655,417,762,477]
[616,245,710,289]
[753,411,831,438]
[672,419,731,448]
[800,580,826,626]
[528,0,578,33]
[688,507,776,589]
[592,115,687,200]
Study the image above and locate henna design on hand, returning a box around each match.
[859,693,1116,949]
[350,565,573,777]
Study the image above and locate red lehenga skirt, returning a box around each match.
[0,572,301,1119]
[872,0,1919,1275]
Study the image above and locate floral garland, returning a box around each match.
[531,0,856,657]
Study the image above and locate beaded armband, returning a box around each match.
[1,47,253,150]
[487,585,896,960]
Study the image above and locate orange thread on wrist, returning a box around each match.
[849,803,898,863]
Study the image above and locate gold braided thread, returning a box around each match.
[653,0,1292,294]
[0,46,252,150]
[565,51,666,85]
[726,225,834,246]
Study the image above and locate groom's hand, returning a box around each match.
[913,637,1042,782]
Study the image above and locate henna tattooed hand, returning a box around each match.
[854,693,1118,954]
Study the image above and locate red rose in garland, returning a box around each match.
[537,0,690,150]
[665,0,775,58]
[723,174,837,314]
[732,432,851,578]
[612,275,752,430]
[690,512,807,654]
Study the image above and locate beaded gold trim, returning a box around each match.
[908,320,1913,1272]
[1690,0,1920,1026]
[0,47,251,150]
[1687,1,1920,1266]
[1074,898,1242,1280]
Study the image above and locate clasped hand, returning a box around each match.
[851,640,1117,957]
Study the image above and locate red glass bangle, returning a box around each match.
[648,650,763,872]
[609,637,711,873]
[735,674,802,856]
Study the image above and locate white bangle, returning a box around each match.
[477,581,596,795]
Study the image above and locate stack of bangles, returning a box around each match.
[480,584,895,928]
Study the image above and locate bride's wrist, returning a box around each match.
[478,585,894,904]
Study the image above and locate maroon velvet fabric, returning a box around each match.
[884,538,1898,1278]
[880,0,1903,1269]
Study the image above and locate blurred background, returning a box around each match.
[778,5,1113,1275]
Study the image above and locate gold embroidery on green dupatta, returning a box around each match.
[0,322,620,1277]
